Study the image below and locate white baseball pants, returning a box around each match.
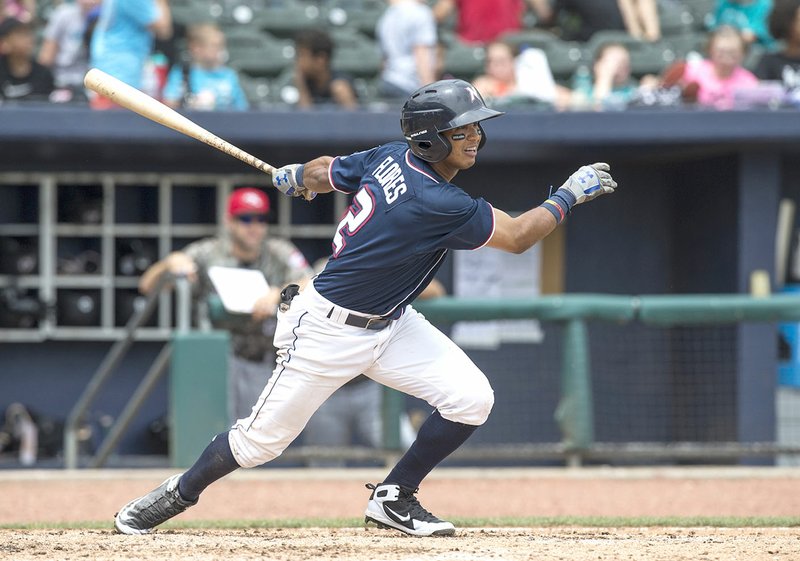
[228,282,494,468]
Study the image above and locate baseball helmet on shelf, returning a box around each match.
[401,79,504,163]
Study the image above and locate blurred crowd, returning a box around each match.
[0,0,799,112]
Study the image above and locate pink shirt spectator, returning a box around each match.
[682,58,759,110]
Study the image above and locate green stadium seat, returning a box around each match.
[668,31,709,59]
[325,0,386,38]
[443,41,486,81]
[628,41,677,76]
[499,29,559,52]
[170,0,213,25]
[228,36,295,78]
[658,0,695,37]
[744,43,766,72]
[224,26,275,52]
[685,0,716,30]
[543,40,587,81]
[269,68,302,105]
[251,1,326,39]
[238,74,276,109]
[330,31,382,78]
[352,77,382,106]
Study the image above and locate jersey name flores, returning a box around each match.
[314,141,495,317]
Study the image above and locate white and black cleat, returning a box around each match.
[364,483,456,537]
[114,473,197,535]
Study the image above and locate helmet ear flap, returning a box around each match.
[408,131,451,162]
[478,124,487,151]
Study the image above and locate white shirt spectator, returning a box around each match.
[40,2,94,88]
[377,0,437,96]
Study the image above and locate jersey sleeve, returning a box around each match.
[328,147,380,193]
[438,198,494,250]
[424,186,495,251]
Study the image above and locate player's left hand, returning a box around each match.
[558,162,617,205]
[272,164,316,201]
[252,289,281,321]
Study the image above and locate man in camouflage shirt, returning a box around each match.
[139,187,313,422]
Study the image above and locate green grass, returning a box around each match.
[4,516,800,530]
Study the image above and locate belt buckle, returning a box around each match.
[364,317,380,329]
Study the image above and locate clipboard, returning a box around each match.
[207,266,270,314]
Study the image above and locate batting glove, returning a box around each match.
[558,162,617,205]
[272,164,316,201]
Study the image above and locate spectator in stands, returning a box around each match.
[1,0,34,23]
[0,17,54,101]
[709,0,775,47]
[376,0,437,99]
[37,0,100,102]
[138,188,314,424]
[471,40,570,109]
[574,41,641,110]
[433,0,554,45]
[162,23,248,111]
[89,0,172,109]
[549,0,661,43]
[292,28,358,109]
[754,0,800,89]
[677,25,759,109]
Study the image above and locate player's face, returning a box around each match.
[433,123,482,180]
[228,213,268,255]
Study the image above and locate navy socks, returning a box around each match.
[384,410,478,490]
[176,414,479,501]
[178,431,240,502]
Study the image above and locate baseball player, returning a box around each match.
[114,79,617,537]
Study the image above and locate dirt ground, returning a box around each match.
[2,467,800,560]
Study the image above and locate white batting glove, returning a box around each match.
[558,162,617,205]
[272,164,316,201]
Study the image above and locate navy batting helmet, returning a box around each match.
[401,79,504,163]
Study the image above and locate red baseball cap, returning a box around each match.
[227,188,270,216]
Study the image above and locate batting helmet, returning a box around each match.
[401,79,504,163]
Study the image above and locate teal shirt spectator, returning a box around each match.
[162,65,249,111]
[600,81,639,110]
[89,0,160,89]
[710,0,775,48]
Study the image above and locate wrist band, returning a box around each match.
[539,188,576,224]
[295,164,305,187]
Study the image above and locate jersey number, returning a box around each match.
[332,188,375,256]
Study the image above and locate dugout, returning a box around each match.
[0,104,797,464]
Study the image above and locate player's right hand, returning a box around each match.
[166,252,197,283]
[272,164,316,201]
[558,162,617,205]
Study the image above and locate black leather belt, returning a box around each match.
[343,313,392,330]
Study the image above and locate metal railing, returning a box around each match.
[63,291,800,468]
[62,274,192,469]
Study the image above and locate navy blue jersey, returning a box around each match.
[314,141,495,316]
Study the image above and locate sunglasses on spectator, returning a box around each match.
[236,214,268,224]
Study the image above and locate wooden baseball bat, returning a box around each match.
[83,68,276,176]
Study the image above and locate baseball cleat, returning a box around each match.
[364,483,455,537]
[114,473,197,535]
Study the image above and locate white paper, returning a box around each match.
[452,244,543,349]
[208,266,270,314]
